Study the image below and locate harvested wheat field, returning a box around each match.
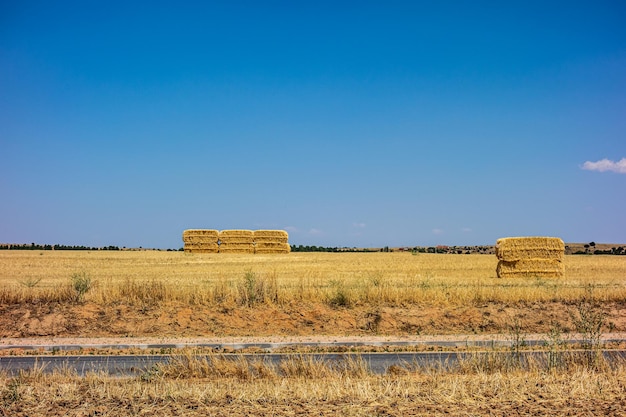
[1,250,626,416]
[0,250,625,337]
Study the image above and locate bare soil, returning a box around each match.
[2,300,625,341]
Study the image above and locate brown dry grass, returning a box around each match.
[2,356,626,416]
[0,251,625,338]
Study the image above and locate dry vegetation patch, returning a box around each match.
[2,360,626,416]
[0,251,625,338]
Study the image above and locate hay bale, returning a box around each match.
[496,259,564,278]
[496,237,565,261]
[219,230,254,238]
[218,243,255,254]
[181,229,290,254]
[183,242,219,253]
[184,242,219,252]
[182,230,219,253]
[182,229,219,244]
[253,230,289,243]
[254,242,291,254]
[219,230,254,244]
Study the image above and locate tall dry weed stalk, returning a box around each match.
[570,287,607,369]
[237,270,278,306]
[70,272,92,302]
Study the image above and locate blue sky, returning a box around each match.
[1,1,625,248]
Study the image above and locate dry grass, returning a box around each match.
[0,251,626,306]
[2,354,625,416]
[0,251,624,307]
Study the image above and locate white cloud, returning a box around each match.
[353,222,366,228]
[432,228,444,235]
[308,228,323,236]
[461,227,472,233]
[581,158,626,174]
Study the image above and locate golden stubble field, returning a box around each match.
[2,250,626,416]
[0,250,625,338]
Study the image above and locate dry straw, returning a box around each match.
[496,237,565,262]
[219,230,255,245]
[496,259,565,278]
[255,242,291,254]
[219,243,255,254]
[253,230,289,243]
[495,236,565,278]
[183,243,219,254]
[253,230,290,253]
[183,229,290,254]
[182,230,219,244]
[182,230,219,253]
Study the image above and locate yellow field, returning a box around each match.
[2,251,626,416]
[1,250,625,306]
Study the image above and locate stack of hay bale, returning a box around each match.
[182,229,219,253]
[218,230,255,254]
[495,236,565,278]
[183,229,291,254]
[253,230,291,254]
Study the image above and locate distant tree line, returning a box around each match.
[293,244,625,255]
[0,243,121,251]
[568,242,625,255]
[290,245,378,253]
[2,242,622,255]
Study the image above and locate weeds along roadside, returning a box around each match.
[1,297,624,413]
[2,350,626,415]
[0,298,618,381]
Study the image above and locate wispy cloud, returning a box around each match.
[352,222,366,229]
[308,228,323,236]
[461,227,472,233]
[432,228,444,235]
[581,158,626,174]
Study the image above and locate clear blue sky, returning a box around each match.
[1,1,625,249]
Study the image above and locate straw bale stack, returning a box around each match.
[253,230,290,253]
[496,237,564,278]
[182,229,219,253]
[219,230,255,254]
[182,229,290,254]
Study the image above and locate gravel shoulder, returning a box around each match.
[2,333,626,351]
